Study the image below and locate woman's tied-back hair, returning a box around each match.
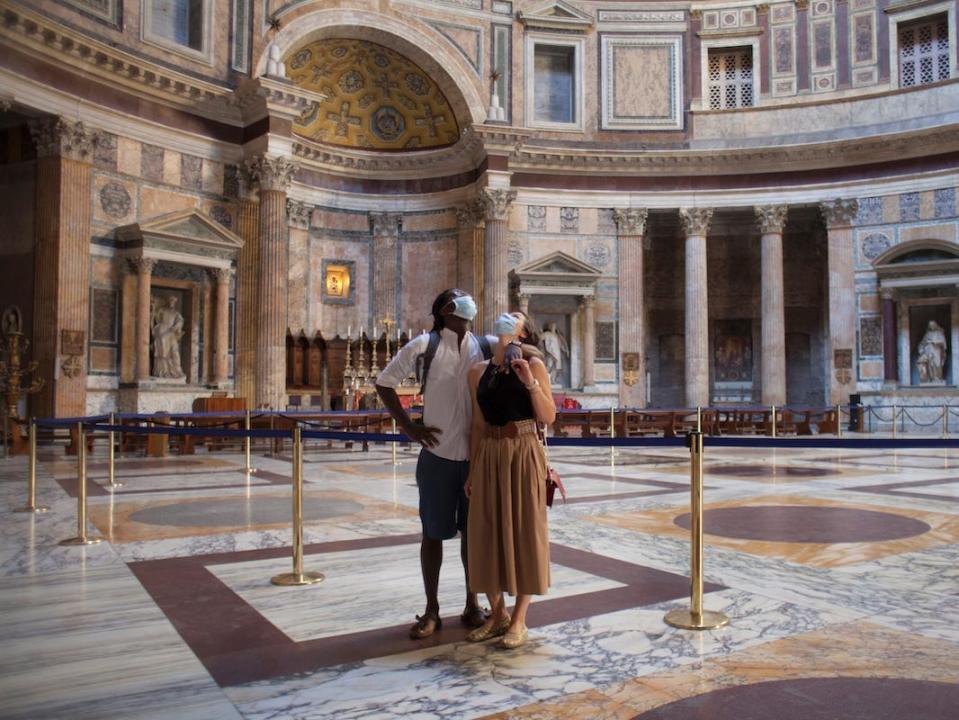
[515,311,541,348]
[430,288,465,333]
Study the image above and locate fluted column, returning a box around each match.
[481,188,516,331]
[234,176,260,405]
[820,199,859,404]
[756,205,788,405]
[130,258,156,381]
[581,295,596,388]
[246,154,297,409]
[680,207,714,408]
[28,118,100,418]
[454,198,485,299]
[371,212,401,324]
[614,208,648,407]
[881,288,897,385]
[212,267,232,386]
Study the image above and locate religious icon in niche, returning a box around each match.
[714,320,753,382]
[325,264,351,299]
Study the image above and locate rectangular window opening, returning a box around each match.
[707,46,755,110]
[533,44,575,124]
[898,13,950,88]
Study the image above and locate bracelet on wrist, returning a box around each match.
[525,379,539,392]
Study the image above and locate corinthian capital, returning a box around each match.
[370,212,401,237]
[820,198,859,229]
[613,208,648,236]
[246,154,298,192]
[286,198,312,229]
[455,198,486,228]
[679,207,714,236]
[28,117,101,162]
[755,205,788,234]
[128,257,156,275]
[481,188,516,222]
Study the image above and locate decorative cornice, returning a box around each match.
[755,204,788,234]
[507,125,959,177]
[472,124,534,157]
[679,207,714,236]
[613,208,648,236]
[28,117,101,162]
[518,1,595,31]
[697,28,764,39]
[820,198,859,228]
[286,198,312,229]
[246,155,298,193]
[232,77,328,125]
[370,212,402,237]
[1,6,238,124]
[482,188,517,221]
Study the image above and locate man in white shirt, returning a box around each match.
[376,288,492,639]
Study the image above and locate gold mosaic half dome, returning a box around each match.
[286,39,461,151]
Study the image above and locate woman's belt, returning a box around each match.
[485,419,539,439]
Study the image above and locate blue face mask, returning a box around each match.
[451,295,477,321]
[493,313,518,337]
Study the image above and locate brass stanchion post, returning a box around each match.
[892,404,898,439]
[609,406,617,464]
[271,425,324,586]
[14,419,48,513]
[836,404,842,438]
[390,417,398,466]
[104,412,122,489]
[59,422,102,546]
[696,406,702,433]
[665,431,728,630]
[771,405,777,438]
[244,410,256,475]
[943,405,948,438]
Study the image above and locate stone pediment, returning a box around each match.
[518,1,594,31]
[510,251,602,296]
[116,210,243,266]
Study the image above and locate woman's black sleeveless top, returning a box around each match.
[477,362,535,427]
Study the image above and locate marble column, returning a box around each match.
[370,212,401,325]
[755,204,788,405]
[130,258,156,382]
[233,177,260,405]
[581,295,596,388]
[28,118,99,418]
[517,293,530,316]
[212,267,232,386]
[614,208,649,407]
[246,154,297,410]
[881,288,898,385]
[481,188,516,332]
[679,207,714,408]
[454,199,485,299]
[820,198,859,404]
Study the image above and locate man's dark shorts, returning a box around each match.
[415,449,469,540]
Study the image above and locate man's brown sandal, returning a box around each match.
[409,612,442,639]
[460,605,489,628]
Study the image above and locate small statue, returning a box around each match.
[152,295,185,379]
[540,322,570,386]
[916,320,947,384]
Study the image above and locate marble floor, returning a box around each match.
[1,436,958,719]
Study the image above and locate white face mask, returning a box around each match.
[450,295,477,321]
[493,313,518,337]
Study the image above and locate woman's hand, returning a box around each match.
[510,358,536,387]
[465,480,472,498]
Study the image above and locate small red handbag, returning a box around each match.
[540,425,567,508]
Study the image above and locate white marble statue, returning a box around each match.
[540,322,569,385]
[152,295,185,379]
[916,320,947,384]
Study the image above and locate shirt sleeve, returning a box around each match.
[376,333,429,388]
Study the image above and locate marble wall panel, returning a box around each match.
[116,137,140,176]
[860,359,883,378]
[881,195,899,225]
[527,236,577,260]
[139,186,195,219]
[180,154,203,191]
[900,223,957,244]
[601,36,682,130]
[401,239,456,331]
[858,231,892,265]
[528,205,547,232]
[934,189,957,219]
[94,132,117,171]
[852,12,876,65]
[860,315,882,356]
[141,144,164,182]
[859,293,880,313]
[288,227,310,333]
[313,209,369,232]
[773,26,795,76]
[201,160,223,195]
[900,192,921,222]
[920,191,936,220]
[162,150,181,187]
[94,175,136,224]
[401,211,455,232]
[857,197,883,226]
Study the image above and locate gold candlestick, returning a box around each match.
[0,306,44,456]
[382,317,396,364]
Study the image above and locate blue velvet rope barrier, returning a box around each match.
[704,436,959,450]
[94,423,290,439]
[34,415,111,428]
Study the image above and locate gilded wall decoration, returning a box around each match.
[286,39,460,151]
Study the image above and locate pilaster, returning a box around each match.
[821,198,859,404]
[755,204,788,405]
[481,188,516,332]
[614,208,648,407]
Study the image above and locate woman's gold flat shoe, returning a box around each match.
[465,616,511,642]
[498,626,528,649]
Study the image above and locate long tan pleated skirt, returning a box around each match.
[467,432,550,597]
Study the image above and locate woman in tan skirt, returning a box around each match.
[465,311,556,649]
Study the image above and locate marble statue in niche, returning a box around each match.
[916,320,947,384]
[152,295,185,379]
[540,322,570,385]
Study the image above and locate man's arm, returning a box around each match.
[374,334,441,448]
